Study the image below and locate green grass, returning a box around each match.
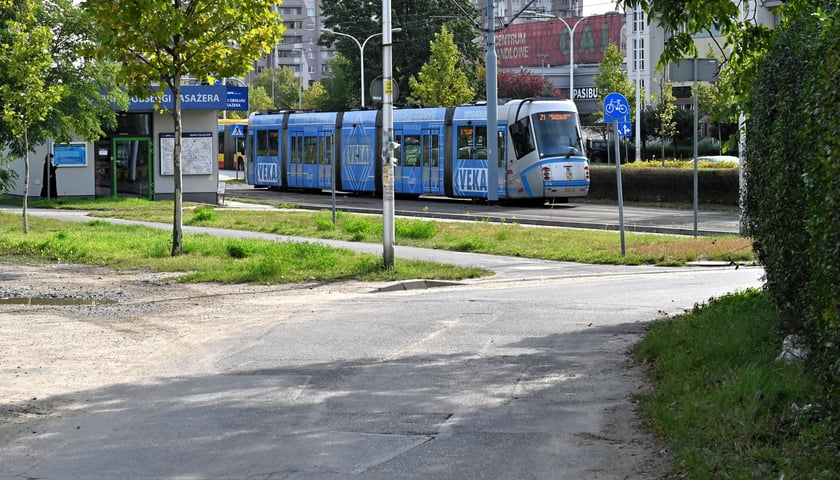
[26,197,754,267]
[634,290,839,479]
[0,213,488,283]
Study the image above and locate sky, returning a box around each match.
[582,0,619,15]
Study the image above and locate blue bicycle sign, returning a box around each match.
[603,93,630,122]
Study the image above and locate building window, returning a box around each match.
[633,38,645,71]
[633,8,645,34]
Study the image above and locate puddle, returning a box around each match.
[0,297,117,306]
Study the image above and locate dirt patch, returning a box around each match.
[0,261,370,443]
[0,261,671,478]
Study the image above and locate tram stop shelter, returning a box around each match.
[4,84,247,204]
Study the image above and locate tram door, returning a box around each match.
[394,131,420,195]
[318,129,334,190]
[288,131,303,188]
[423,128,441,194]
[494,127,506,199]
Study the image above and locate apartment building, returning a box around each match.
[247,0,328,89]
[627,1,784,110]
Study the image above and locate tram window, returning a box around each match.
[291,136,302,164]
[403,135,420,166]
[533,112,582,157]
[457,126,471,159]
[218,131,224,154]
[457,125,487,159]
[424,134,439,167]
[320,135,333,165]
[497,130,505,167]
[256,130,278,156]
[510,117,535,159]
[304,136,318,164]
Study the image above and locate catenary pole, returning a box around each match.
[381,0,396,267]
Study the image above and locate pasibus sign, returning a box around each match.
[497,13,623,69]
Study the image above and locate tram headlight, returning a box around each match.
[541,166,551,181]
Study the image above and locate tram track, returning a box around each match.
[223,181,742,236]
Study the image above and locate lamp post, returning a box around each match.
[294,47,308,109]
[320,27,402,108]
[553,15,597,102]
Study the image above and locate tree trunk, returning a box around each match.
[23,130,29,234]
[170,77,184,256]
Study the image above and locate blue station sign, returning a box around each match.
[127,85,248,111]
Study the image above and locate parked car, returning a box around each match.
[585,139,609,163]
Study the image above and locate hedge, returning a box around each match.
[588,166,740,205]
[744,0,839,434]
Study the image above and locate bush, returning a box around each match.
[395,219,437,240]
[187,205,218,224]
[589,166,740,205]
[225,240,252,259]
[341,217,375,241]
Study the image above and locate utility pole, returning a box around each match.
[381,0,396,267]
[486,0,499,204]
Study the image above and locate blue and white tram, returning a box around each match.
[245,98,590,204]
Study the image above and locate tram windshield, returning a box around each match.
[532,111,583,157]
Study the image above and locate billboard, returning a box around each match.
[497,13,624,69]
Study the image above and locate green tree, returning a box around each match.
[1,0,124,230]
[593,43,639,123]
[698,77,738,154]
[247,85,274,114]
[82,0,283,256]
[319,55,355,111]
[302,82,329,111]
[650,79,677,160]
[250,67,302,110]
[1,0,64,233]
[408,26,475,107]
[320,0,481,107]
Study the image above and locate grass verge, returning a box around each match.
[21,197,754,267]
[634,290,838,479]
[0,213,488,283]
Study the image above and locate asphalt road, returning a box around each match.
[219,171,744,236]
[1,201,764,479]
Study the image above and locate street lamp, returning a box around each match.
[320,26,402,108]
[553,14,604,102]
[294,47,309,109]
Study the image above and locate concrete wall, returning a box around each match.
[6,143,95,199]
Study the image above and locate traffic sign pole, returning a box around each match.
[605,93,628,257]
[613,119,626,257]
